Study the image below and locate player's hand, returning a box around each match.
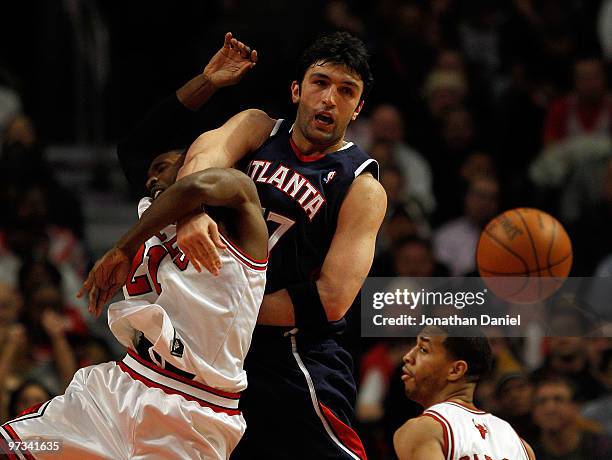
[77,247,131,318]
[177,213,227,276]
[203,32,258,89]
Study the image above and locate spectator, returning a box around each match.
[530,58,612,189]
[532,378,612,460]
[391,236,449,278]
[531,303,607,402]
[495,372,539,445]
[582,348,612,436]
[433,175,499,275]
[6,380,52,422]
[367,103,435,213]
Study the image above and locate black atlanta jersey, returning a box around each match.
[241,119,378,294]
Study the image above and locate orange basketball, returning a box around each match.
[476,208,573,304]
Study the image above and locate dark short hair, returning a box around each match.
[296,31,374,102]
[8,380,53,419]
[436,326,494,382]
[534,376,577,402]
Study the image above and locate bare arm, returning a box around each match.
[177,109,275,178]
[78,168,263,314]
[393,417,446,460]
[41,310,78,390]
[117,32,257,194]
[257,173,387,325]
[177,32,257,111]
[175,110,275,269]
[522,439,537,460]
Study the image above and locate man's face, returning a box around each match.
[145,151,183,199]
[497,378,533,416]
[292,62,364,147]
[401,329,457,405]
[393,242,435,277]
[533,383,577,433]
[465,177,499,226]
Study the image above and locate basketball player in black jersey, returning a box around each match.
[118,32,386,459]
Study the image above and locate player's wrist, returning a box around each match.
[287,281,329,330]
[176,74,217,111]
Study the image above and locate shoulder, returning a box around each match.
[340,173,387,222]
[394,416,445,458]
[347,173,386,202]
[229,109,276,131]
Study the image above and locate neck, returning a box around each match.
[423,385,476,410]
[291,124,346,158]
[541,426,580,455]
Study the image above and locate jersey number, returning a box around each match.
[125,235,188,296]
[266,211,295,251]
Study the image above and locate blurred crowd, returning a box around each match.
[1,1,612,458]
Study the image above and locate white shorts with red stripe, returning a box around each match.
[1,356,245,460]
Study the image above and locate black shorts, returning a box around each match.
[231,326,367,460]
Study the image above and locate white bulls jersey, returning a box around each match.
[422,401,530,460]
[108,197,267,393]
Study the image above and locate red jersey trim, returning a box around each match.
[425,410,455,460]
[319,403,367,460]
[444,400,488,414]
[219,233,268,271]
[126,348,240,399]
[118,361,241,416]
[0,424,36,460]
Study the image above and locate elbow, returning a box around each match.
[317,281,355,322]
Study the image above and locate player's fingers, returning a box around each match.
[251,49,258,63]
[182,245,202,272]
[209,224,227,250]
[88,286,100,315]
[200,241,221,275]
[223,32,232,48]
[77,272,94,298]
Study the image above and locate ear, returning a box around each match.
[447,360,468,383]
[291,80,300,104]
[352,100,365,121]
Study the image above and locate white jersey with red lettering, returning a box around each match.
[108,196,267,393]
[1,197,267,460]
[422,401,530,460]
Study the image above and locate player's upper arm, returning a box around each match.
[181,168,261,210]
[522,438,536,460]
[317,173,387,321]
[178,109,276,178]
[393,416,446,460]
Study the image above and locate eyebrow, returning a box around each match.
[310,72,360,88]
[418,336,431,343]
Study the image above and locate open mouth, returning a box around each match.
[150,185,165,199]
[314,112,334,126]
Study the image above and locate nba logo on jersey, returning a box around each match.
[473,419,488,439]
[323,170,337,184]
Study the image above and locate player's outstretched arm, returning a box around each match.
[177,31,258,111]
[257,173,387,326]
[175,109,275,270]
[393,417,446,460]
[117,32,257,194]
[77,168,263,315]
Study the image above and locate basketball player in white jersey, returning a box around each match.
[0,151,268,459]
[393,326,536,460]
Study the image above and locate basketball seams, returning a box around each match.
[546,217,558,277]
[481,228,530,275]
[478,251,573,275]
[513,209,542,299]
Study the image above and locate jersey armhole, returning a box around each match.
[354,158,379,181]
[421,411,453,460]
